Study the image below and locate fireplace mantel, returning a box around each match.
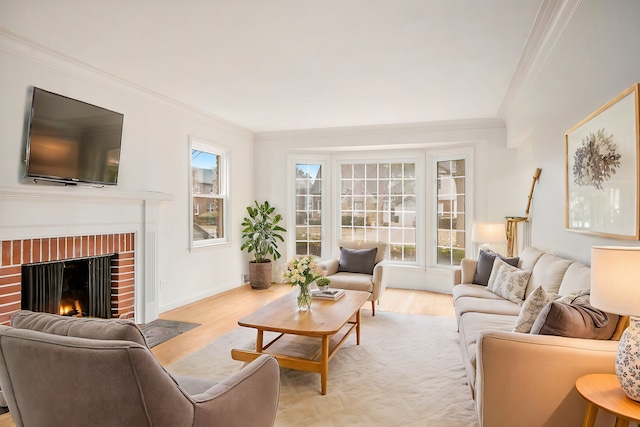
[0,185,173,203]
[0,185,174,324]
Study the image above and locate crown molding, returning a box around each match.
[497,0,583,118]
[255,118,505,142]
[0,28,253,140]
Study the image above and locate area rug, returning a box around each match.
[167,312,478,427]
[140,319,200,348]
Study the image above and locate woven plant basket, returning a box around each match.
[249,261,272,289]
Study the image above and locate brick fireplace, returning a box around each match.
[0,232,135,325]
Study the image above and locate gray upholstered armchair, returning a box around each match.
[0,311,280,427]
[318,241,388,316]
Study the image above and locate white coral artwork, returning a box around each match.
[573,128,621,190]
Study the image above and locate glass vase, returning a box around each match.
[297,284,312,311]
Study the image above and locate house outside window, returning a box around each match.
[340,162,416,261]
[295,163,323,257]
[436,159,466,265]
[190,140,228,247]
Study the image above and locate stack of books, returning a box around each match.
[311,288,345,300]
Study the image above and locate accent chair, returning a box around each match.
[318,241,388,316]
[0,311,280,427]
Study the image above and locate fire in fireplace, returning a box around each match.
[21,255,113,318]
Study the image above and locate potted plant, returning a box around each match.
[315,276,331,292]
[241,200,286,289]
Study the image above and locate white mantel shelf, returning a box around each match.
[0,185,174,203]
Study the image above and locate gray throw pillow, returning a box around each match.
[530,295,619,340]
[473,250,519,286]
[337,247,378,275]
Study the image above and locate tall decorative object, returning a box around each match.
[506,168,542,257]
[590,246,640,400]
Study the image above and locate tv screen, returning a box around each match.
[25,87,124,186]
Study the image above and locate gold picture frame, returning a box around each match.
[565,83,640,239]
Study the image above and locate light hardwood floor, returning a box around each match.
[0,285,454,426]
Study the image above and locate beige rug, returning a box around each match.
[167,311,479,427]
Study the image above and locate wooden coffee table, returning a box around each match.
[231,289,369,395]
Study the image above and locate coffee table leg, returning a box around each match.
[321,335,329,395]
[256,330,264,352]
[356,309,361,345]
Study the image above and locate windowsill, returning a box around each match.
[190,239,231,252]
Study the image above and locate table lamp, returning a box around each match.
[471,222,506,255]
[591,246,640,401]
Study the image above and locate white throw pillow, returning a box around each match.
[486,257,505,291]
[513,286,559,333]
[489,260,532,305]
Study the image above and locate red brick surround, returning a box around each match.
[0,233,135,325]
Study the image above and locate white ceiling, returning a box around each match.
[1,0,553,132]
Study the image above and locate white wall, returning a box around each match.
[502,0,640,265]
[0,32,255,320]
[254,120,513,292]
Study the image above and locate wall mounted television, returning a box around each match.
[25,87,124,186]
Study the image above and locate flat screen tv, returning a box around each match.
[25,87,124,186]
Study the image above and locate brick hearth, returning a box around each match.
[0,233,135,325]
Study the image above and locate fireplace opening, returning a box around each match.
[21,255,114,318]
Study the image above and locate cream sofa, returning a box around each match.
[453,247,626,427]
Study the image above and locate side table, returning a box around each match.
[576,374,640,427]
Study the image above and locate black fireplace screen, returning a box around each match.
[22,255,113,318]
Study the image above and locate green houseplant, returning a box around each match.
[241,200,286,289]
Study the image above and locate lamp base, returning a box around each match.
[616,317,640,401]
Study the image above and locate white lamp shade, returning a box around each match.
[471,222,506,243]
[591,246,640,317]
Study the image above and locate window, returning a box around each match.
[340,162,416,261]
[436,159,466,265]
[295,163,323,257]
[190,140,228,247]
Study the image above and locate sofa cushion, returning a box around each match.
[458,312,517,392]
[337,247,377,275]
[517,247,545,271]
[11,310,147,346]
[487,259,532,305]
[558,262,591,296]
[455,296,523,320]
[322,272,373,294]
[530,295,619,340]
[513,286,559,333]
[473,250,519,286]
[526,254,573,298]
[452,283,505,302]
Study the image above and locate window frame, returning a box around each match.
[287,155,330,260]
[189,137,230,250]
[427,147,474,267]
[333,152,424,266]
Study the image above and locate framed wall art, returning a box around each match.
[565,83,640,239]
